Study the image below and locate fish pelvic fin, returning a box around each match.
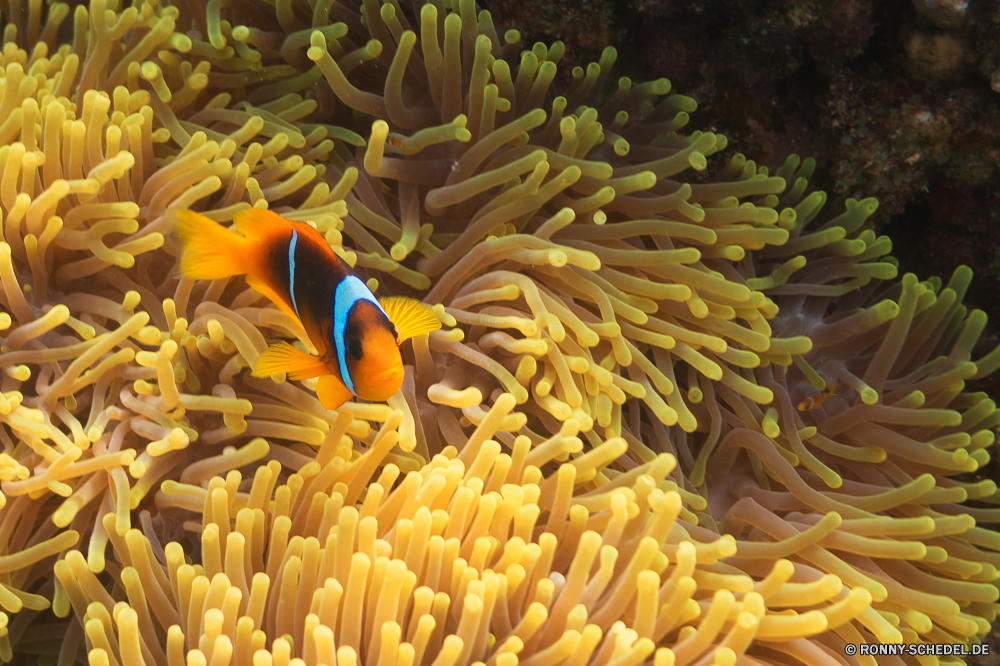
[252,342,329,380]
[380,296,441,343]
[316,374,354,410]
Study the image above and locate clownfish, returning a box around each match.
[173,209,440,410]
[797,381,840,411]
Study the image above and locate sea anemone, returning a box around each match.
[700,157,1000,657]
[0,0,996,665]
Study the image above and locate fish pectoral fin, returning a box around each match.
[316,374,354,410]
[252,342,328,381]
[380,296,441,343]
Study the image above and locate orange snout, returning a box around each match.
[352,326,405,401]
[358,363,405,401]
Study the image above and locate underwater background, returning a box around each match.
[485,0,1000,497]
[482,0,1000,361]
[0,0,1000,664]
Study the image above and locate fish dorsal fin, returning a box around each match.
[234,208,340,266]
[316,374,354,410]
[252,342,329,380]
[380,296,441,343]
[233,208,295,241]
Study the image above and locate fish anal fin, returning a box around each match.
[380,296,441,343]
[245,275,300,322]
[252,342,328,381]
[316,374,354,410]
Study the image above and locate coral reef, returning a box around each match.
[482,0,617,56]
[0,0,996,666]
[912,0,971,30]
[632,0,1000,370]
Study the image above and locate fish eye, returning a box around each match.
[345,334,363,361]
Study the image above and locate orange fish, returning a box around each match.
[174,209,440,409]
[797,381,839,411]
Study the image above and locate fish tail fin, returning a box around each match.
[174,210,253,280]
